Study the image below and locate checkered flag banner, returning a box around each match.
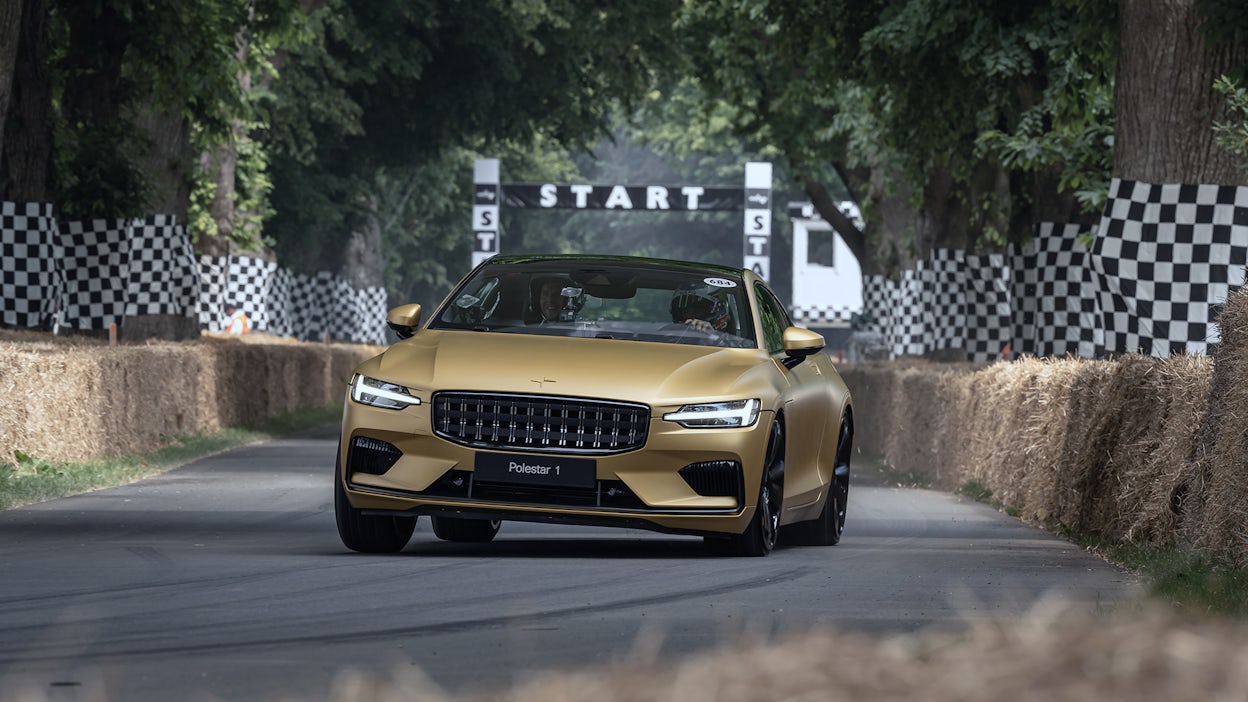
[1010,222,1104,359]
[124,215,199,318]
[198,254,388,345]
[965,253,1012,362]
[791,304,857,326]
[1,201,59,328]
[4,201,385,344]
[926,249,967,353]
[1093,178,1248,356]
[55,219,130,330]
[52,216,200,331]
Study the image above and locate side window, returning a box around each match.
[753,283,787,354]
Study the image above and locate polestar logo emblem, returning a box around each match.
[531,378,556,389]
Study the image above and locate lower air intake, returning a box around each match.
[679,460,743,499]
[349,436,402,475]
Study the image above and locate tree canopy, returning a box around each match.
[2,0,1247,310]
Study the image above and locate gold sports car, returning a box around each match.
[336,254,853,556]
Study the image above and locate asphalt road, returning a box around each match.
[0,424,1138,702]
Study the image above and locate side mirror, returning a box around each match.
[387,304,423,340]
[781,326,825,368]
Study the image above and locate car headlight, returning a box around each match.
[350,374,421,410]
[662,399,760,428]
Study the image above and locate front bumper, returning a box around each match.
[338,397,772,537]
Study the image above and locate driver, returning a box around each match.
[671,282,731,332]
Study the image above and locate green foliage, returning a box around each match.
[673,0,1119,267]
[1199,0,1248,61]
[54,117,150,221]
[48,0,302,221]
[264,0,684,275]
[1213,75,1248,173]
[188,118,277,253]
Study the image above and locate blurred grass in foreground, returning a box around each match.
[0,404,342,511]
[1073,533,1248,618]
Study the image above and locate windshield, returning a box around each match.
[428,261,758,349]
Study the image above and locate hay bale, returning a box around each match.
[966,358,1050,513]
[1119,354,1212,545]
[1190,286,1248,565]
[0,338,382,464]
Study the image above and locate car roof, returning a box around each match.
[483,254,750,280]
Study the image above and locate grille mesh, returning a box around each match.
[432,392,649,454]
[679,460,743,498]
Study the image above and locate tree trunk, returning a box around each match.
[132,107,192,219]
[1115,0,1248,185]
[1,0,52,202]
[344,194,384,289]
[0,0,21,159]
[917,163,972,255]
[1012,166,1098,243]
[198,7,258,258]
[61,3,126,128]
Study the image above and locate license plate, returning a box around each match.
[473,453,597,488]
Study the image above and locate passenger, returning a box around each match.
[536,278,565,322]
[670,282,731,333]
[531,277,584,323]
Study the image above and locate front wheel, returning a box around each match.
[335,464,416,553]
[709,420,784,557]
[431,516,501,543]
[785,418,851,546]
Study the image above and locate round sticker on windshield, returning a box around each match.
[703,277,736,288]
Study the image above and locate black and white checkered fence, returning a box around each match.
[1010,222,1104,359]
[197,254,388,345]
[862,250,1009,362]
[124,215,199,319]
[4,209,200,331]
[790,305,857,326]
[1,201,58,328]
[56,219,138,330]
[1092,178,1248,356]
[965,253,1012,362]
[855,185,1245,362]
[926,249,967,353]
[4,201,386,344]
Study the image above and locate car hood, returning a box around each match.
[373,330,772,406]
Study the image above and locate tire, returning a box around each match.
[431,516,502,543]
[785,418,851,546]
[711,420,784,557]
[334,461,416,553]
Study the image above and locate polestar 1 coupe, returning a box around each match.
[335,254,853,556]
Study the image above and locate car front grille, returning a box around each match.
[432,392,649,455]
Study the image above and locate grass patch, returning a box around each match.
[958,479,994,502]
[861,453,932,488]
[956,479,1022,517]
[1068,533,1248,617]
[0,404,342,511]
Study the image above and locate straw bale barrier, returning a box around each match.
[0,336,381,464]
[312,604,1248,702]
[840,285,1248,565]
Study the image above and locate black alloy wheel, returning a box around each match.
[334,458,416,553]
[714,419,784,557]
[832,418,852,534]
[783,417,851,546]
[431,516,502,543]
